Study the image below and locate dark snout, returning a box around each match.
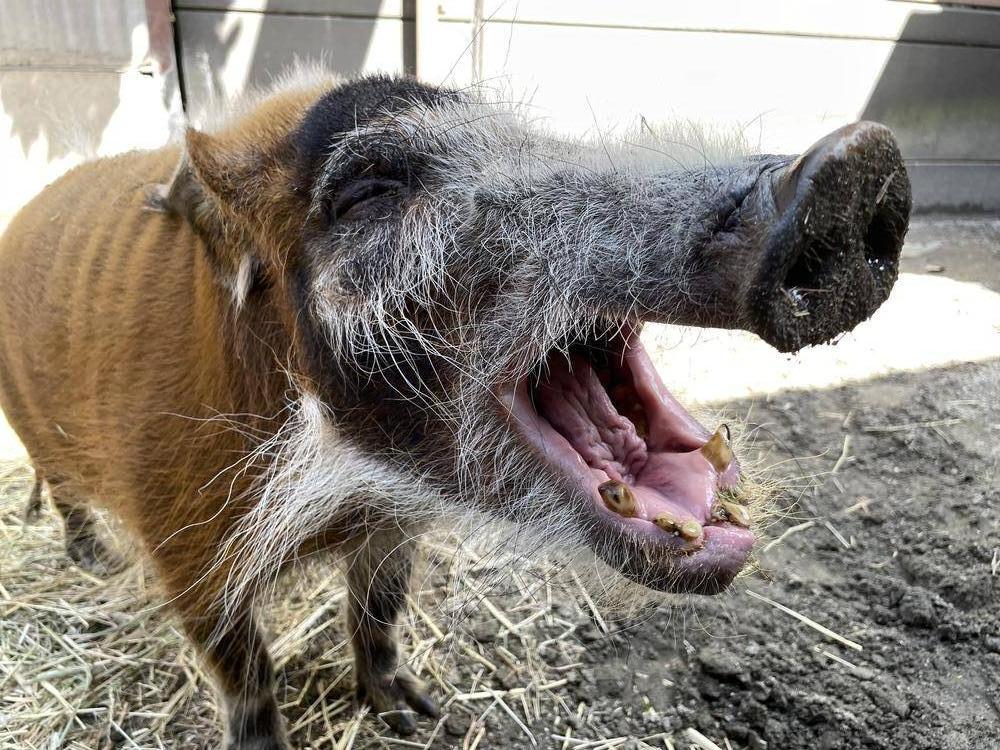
[744,122,911,352]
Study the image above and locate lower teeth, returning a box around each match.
[653,513,679,533]
[721,500,751,527]
[653,513,703,542]
[679,519,703,541]
[599,480,637,517]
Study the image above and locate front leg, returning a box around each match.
[346,533,439,734]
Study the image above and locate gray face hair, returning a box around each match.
[213,77,909,615]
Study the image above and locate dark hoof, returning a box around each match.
[225,697,288,750]
[358,667,440,735]
[67,536,126,577]
[22,480,44,523]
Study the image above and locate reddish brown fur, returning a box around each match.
[0,85,321,592]
[0,81,406,746]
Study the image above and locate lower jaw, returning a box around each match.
[587,513,755,595]
[504,326,757,595]
[501,327,755,594]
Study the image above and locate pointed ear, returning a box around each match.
[172,129,266,307]
[145,151,205,221]
[184,127,261,210]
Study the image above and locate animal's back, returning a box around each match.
[0,147,231,522]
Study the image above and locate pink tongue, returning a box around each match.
[535,355,648,482]
[534,354,718,524]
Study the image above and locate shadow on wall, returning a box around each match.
[4,2,996,215]
[0,0,182,226]
[177,0,416,122]
[860,6,1000,212]
[1,70,124,163]
[0,0,147,162]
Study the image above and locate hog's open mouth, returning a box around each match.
[504,323,755,594]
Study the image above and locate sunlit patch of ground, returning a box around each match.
[646,272,1000,406]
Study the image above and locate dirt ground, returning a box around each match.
[2,216,999,749]
[578,358,1000,750]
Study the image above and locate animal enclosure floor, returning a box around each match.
[2,356,998,750]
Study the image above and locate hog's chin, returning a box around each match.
[503,323,755,595]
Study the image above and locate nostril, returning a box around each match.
[863,208,901,277]
[749,121,911,353]
[782,246,824,293]
[779,203,903,303]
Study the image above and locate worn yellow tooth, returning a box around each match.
[721,500,751,527]
[653,513,680,533]
[700,426,734,473]
[599,480,637,518]
[679,519,703,541]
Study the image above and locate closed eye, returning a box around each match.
[323,178,404,225]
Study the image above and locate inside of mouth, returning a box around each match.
[524,327,739,533]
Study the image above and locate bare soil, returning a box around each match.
[536,358,1000,750]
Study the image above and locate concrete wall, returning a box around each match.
[1,0,998,217]
[0,0,181,229]
[174,0,415,124]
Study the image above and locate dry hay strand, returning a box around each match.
[0,458,594,749]
[1,460,216,748]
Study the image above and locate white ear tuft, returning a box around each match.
[230,254,256,309]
